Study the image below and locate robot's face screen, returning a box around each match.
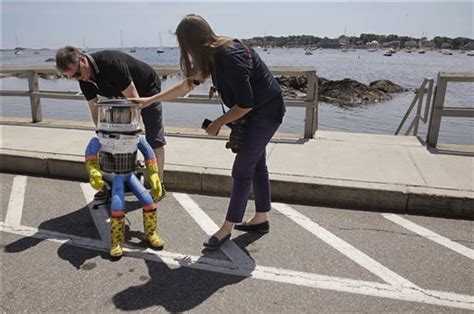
[99,107,133,124]
[97,101,141,133]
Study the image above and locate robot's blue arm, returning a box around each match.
[85,137,101,159]
[137,135,155,161]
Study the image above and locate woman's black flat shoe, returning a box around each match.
[203,233,231,250]
[234,221,269,234]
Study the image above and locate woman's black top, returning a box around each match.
[212,40,285,123]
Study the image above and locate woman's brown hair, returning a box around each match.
[175,14,234,82]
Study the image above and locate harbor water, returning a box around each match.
[1,47,473,144]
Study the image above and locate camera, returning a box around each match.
[225,117,249,153]
[201,119,212,129]
[202,117,249,153]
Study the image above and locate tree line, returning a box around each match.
[242,34,473,49]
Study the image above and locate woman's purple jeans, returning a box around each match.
[225,118,281,223]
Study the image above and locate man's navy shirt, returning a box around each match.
[212,40,285,122]
[79,50,161,101]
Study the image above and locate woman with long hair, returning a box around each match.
[131,14,285,249]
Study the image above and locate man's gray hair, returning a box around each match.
[55,46,82,72]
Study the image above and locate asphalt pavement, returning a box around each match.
[1,173,473,312]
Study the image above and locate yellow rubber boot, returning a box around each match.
[143,210,164,249]
[110,217,125,257]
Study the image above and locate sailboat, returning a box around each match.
[83,36,88,53]
[156,32,165,54]
[14,33,22,55]
[417,35,426,54]
[262,30,269,52]
[119,30,124,51]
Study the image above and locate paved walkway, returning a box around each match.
[1,118,473,218]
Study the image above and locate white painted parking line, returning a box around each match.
[173,192,220,235]
[80,183,110,246]
[1,222,472,310]
[272,203,417,289]
[382,213,474,260]
[5,176,27,227]
[173,192,255,268]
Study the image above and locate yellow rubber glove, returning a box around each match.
[146,162,162,201]
[85,160,105,190]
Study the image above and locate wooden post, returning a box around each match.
[413,85,424,135]
[27,70,42,122]
[422,79,434,123]
[426,74,447,148]
[312,74,319,136]
[304,70,318,139]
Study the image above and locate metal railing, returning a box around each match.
[0,65,319,139]
[395,77,434,136]
[396,72,474,148]
[426,72,474,148]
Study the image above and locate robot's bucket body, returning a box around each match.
[96,100,141,176]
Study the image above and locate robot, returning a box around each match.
[84,100,164,257]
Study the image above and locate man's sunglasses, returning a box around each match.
[71,62,81,80]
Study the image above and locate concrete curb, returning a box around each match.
[1,149,472,219]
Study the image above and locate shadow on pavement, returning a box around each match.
[113,232,263,312]
[4,195,268,311]
[3,194,155,268]
[4,204,110,268]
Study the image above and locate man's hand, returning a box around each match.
[128,96,153,110]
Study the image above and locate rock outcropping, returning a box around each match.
[369,80,405,93]
[276,75,405,107]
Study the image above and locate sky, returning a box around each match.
[1,1,473,49]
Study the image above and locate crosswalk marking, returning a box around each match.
[173,192,256,269]
[382,213,474,260]
[272,202,417,288]
[1,222,472,310]
[5,175,27,227]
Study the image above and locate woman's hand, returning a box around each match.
[206,120,222,136]
[128,96,154,109]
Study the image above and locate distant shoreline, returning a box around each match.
[2,46,472,51]
[3,32,473,51]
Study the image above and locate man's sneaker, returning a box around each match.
[155,183,167,202]
[137,172,145,186]
[94,189,108,201]
[160,183,167,200]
